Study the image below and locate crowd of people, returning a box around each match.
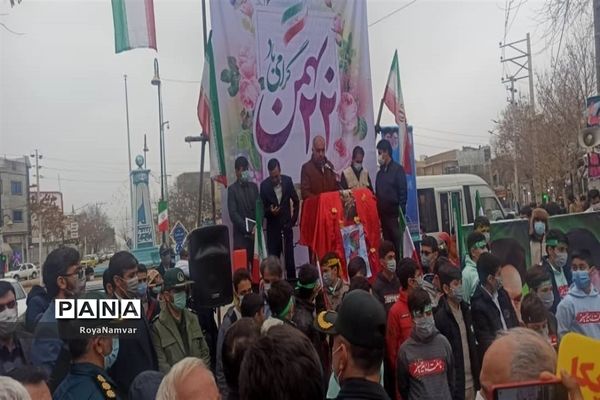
[0,137,597,400]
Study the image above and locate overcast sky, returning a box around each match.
[1,0,550,232]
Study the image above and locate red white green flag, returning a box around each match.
[383,50,407,127]
[158,200,168,233]
[111,0,157,54]
[252,199,267,277]
[198,32,227,186]
[400,208,420,266]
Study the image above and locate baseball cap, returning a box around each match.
[241,293,264,317]
[315,289,386,349]
[163,267,193,291]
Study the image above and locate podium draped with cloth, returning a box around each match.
[299,188,382,280]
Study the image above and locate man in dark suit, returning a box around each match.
[228,156,260,268]
[260,158,300,279]
[375,139,407,258]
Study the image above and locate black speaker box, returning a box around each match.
[188,225,233,308]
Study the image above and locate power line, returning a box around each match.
[368,0,418,28]
[162,77,202,84]
[413,125,489,139]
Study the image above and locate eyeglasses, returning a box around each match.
[62,267,85,281]
[0,300,16,313]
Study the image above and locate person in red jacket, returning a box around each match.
[385,258,422,400]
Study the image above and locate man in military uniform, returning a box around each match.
[151,268,211,373]
[54,293,122,400]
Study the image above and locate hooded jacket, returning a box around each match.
[556,284,600,340]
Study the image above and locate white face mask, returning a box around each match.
[0,307,18,323]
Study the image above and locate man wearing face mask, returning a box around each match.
[340,146,373,191]
[434,265,480,400]
[470,253,519,363]
[31,247,86,391]
[138,264,160,321]
[386,258,422,399]
[152,267,210,373]
[300,135,339,200]
[319,289,390,400]
[521,293,558,349]
[556,249,600,340]
[260,158,300,279]
[375,139,407,260]
[0,281,33,375]
[473,216,491,245]
[54,292,122,400]
[525,265,557,314]
[461,232,488,304]
[372,241,401,315]
[320,253,349,311]
[228,156,260,268]
[540,229,572,312]
[529,208,549,266]
[107,251,158,390]
[216,269,252,397]
[259,256,283,318]
[397,288,454,400]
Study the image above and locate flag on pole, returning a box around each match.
[452,192,464,266]
[111,0,157,54]
[399,208,420,265]
[158,200,168,233]
[252,199,267,276]
[198,32,228,186]
[475,190,484,217]
[383,50,407,127]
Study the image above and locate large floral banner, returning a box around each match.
[210,0,375,184]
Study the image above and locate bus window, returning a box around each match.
[418,188,438,233]
[440,191,461,234]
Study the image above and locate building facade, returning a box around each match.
[0,156,31,266]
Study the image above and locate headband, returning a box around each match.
[471,241,487,250]
[296,280,318,290]
[277,297,294,319]
[323,258,341,269]
[545,239,567,247]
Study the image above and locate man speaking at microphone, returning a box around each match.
[300,135,339,200]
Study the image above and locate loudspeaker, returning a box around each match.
[188,225,233,308]
[579,127,600,148]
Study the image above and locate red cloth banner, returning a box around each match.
[299,188,381,281]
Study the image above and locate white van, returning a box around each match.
[416,174,506,235]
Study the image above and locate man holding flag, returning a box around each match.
[375,139,407,259]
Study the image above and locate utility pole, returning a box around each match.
[595,0,600,94]
[143,134,149,170]
[185,134,209,227]
[500,33,535,205]
[124,75,134,243]
[30,150,42,267]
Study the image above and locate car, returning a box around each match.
[10,263,40,281]
[81,255,98,268]
[0,278,28,320]
[85,279,105,295]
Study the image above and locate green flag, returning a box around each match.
[452,192,465,266]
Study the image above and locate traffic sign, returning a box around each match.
[170,221,188,255]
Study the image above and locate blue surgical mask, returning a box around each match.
[173,291,188,310]
[572,270,591,290]
[554,252,568,268]
[386,259,397,273]
[534,221,546,236]
[414,315,435,340]
[137,282,148,298]
[538,290,555,310]
[322,272,333,287]
[104,338,119,370]
[451,285,464,303]
[152,285,162,295]
[240,170,252,182]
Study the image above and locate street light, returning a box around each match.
[152,58,168,245]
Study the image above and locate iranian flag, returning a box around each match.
[475,190,485,217]
[400,208,420,266]
[111,0,157,54]
[383,50,406,127]
[197,32,227,186]
[252,199,267,279]
[158,200,168,233]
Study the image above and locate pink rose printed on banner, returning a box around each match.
[238,46,257,80]
[334,137,348,159]
[339,92,358,135]
[332,14,344,45]
[240,78,260,112]
[240,0,254,18]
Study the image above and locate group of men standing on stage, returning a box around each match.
[227,135,407,278]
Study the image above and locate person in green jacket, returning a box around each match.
[462,232,488,304]
[151,268,210,373]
